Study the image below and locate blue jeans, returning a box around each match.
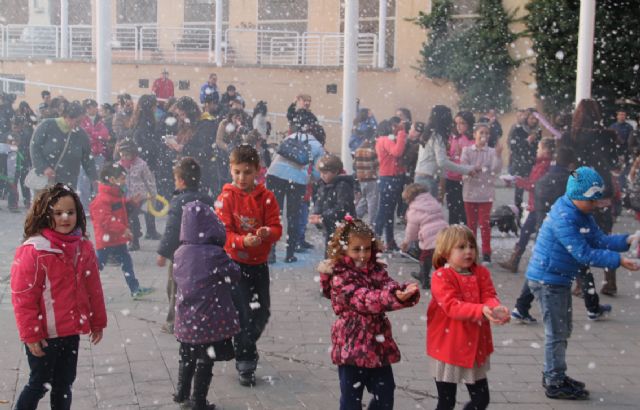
[97,244,140,293]
[528,280,572,387]
[375,176,404,245]
[338,365,395,410]
[15,335,79,410]
[414,174,439,198]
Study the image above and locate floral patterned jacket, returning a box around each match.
[319,258,420,368]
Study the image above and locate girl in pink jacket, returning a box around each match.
[318,217,420,409]
[11,184,107,410]
[460,124,503,263]
[400,183,448,289]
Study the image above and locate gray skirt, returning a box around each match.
[431,358,490,384]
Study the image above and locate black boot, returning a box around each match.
[191,362,216,410]
[173,358,196,405]
[498,245,523,273]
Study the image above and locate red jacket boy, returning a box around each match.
[90,183,131,249]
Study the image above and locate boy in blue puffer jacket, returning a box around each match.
[526,166,640,401]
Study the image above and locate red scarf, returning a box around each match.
[42,228,82,261]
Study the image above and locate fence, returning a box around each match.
[0,23,379,68]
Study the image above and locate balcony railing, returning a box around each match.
[0,23,379,68]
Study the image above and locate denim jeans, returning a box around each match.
[414,174,439,198]
[355,180,379,225]
[15,335,80,410]
[96,244,140,293]
[375,176,404,245]
[231,263,271,374]
[528,280,572,387]
[297,200,310,244]
[266,175,306,258]
[338,364,395,410]
[77,154,104,212]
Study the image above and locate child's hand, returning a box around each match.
[308,214,322,225]
[491,306,511,325]
[130,193,144,205]
[26,339,48,357]
[400,241,409,252]
[395,283,419,302]
[243,233,262,248]
[256,226,270,239]
[124,229,133,240]
[483,305,509,324]
[157,255,167,267]
[621,257,640,271]
[90,329,103,345]
[317,259,335,274]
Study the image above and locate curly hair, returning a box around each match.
[24,183,87,240]
[326,218,382,264]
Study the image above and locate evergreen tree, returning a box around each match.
[527,0,640,116]
[417,0,518,112]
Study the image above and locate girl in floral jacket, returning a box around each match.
[318,217,420,410]
[428,225,509,410]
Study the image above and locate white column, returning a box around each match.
[60,0,69,58]
[341,0,358,172]
[575,0,596,105]
[215,0,223,66]
[96,0,112,105]
[377,0,386,68]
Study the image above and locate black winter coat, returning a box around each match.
[157,188,214,260]
[313,175,357,231]
[509,125,541,176]
[534,165,572,228]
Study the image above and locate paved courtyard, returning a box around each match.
[1,186,640,409]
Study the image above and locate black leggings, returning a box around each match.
[435,378,490,410]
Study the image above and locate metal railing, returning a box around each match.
[0,23,379,67]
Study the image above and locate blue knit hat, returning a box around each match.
[566,166,604,201]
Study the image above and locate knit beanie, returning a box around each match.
[565,166,604,201]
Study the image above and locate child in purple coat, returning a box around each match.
[172,200,241,410]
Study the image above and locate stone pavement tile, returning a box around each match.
[134,380,175,408]
[95,388,139,409]
[215,396,266,410]
[129,359,170,383]
[255,388,307,408]
[292,392,340,410]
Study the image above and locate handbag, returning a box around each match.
[25,131,72,190]
[276,133,311,166]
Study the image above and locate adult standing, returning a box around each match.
[77,99,110,211]
[152,68,175,102]
[113,93,135,141]
[566,99,622,296]
[287,94,318,133]
[199,73,219,105]
[252,101,269,140]
[374,119,406,251]
[414,105,476,198]
[508,108,541,216]
[30,101,97,188]
[266,125,325,263]
[445,111,475,225]
[38,90,51,119]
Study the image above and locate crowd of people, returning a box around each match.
[3,73,640,409]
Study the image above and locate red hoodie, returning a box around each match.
[89,183,130,250]
[215,183,282,265]
[515,156,551,212]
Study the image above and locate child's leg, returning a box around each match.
[126,203,142,241]
[338,365,366,410]
[478,202,492,256]
[463,378,490,410]
[578,267,600,314]
[7,183,18,209]
[417,249,434,289]
[192,344,215,408]
[174,343,197,403]
[165,263,177,331]
[514,278,535,317]
[435,381,458,410]
[464,202,478,236]
[364,365,395,409]
[15,339,60,409]
[113,244,140,293]
[49,335,80,410]
[143,212,159,236]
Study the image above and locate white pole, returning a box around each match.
[377,0,386,68]
[215,0,223,67]
[96,0,112,105]
[341,0,359,173]
[575,0,596,105]
[60,0,69,58]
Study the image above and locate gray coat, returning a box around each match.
[30,119,97,187]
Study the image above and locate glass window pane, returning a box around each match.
[258,0,308,21]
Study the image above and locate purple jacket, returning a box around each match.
[173,200,241,344]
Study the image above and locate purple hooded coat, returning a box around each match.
[173,200,241,345]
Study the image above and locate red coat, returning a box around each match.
[80,115,110,157]
[376,130,407,177]
[152,77,175,100]
[515,156,551,211]
[320,258,419,368]
[11,235,107,343]
[427,264,500,368]
[215,183,282,265]
[90,183,130,250]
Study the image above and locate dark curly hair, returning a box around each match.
[24,183,87,241]
[326,218,382,265]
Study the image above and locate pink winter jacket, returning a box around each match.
[460,144,502,203]
[404,192,448,251]
[119,157,157,200]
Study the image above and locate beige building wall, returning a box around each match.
[0,0,540,155]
